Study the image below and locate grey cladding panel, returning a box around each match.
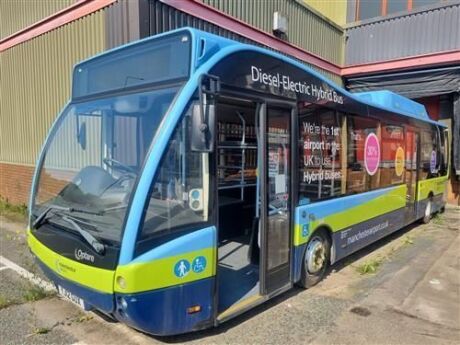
[345,3,460,65]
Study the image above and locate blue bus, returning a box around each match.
[28,28,449,335]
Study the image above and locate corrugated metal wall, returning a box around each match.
[105,0,144,49]
[0,10,106,166]
[203,0,344,66]
[149,0,343,84]
[345,2,460,65]
[1,0,344,168]
[0,0,75,40]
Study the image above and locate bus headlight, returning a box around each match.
[116,276,127,289]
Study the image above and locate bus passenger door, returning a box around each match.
[405,129,419,223]
[261,104,293,295]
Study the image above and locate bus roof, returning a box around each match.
[354,90,430,121]
[72,27,445,128]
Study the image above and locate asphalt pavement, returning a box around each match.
[0,206,459,345]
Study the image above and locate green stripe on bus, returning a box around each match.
[294,185,406,246]
[417,176,448,201]
[114,247,216,293]
[27,230,115,294]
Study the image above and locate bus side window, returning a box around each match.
[380,124,405,187]
[298,107,343,204]
[419,129,439,179]
[440,129,449,176]
[138,107,210,246]
[346,116,381,194]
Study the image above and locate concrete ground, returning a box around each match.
[0,207,459,345]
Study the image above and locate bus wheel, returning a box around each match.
[422,197,433,224]
[300,229,330,288]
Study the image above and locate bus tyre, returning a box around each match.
[422,197,433,224]
[300,229,330,289]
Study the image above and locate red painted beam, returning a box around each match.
[342,50,460,76]
[160,0,342,75]
[0,0,116,52]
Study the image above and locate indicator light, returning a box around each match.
[187,305,202,314]
[116,276,126,289]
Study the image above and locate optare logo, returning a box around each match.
[74,249,95,263]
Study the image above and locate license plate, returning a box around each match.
[57,285,88,310]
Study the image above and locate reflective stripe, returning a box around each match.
[131,226,216,264]
[115,247,216,293]
[294,185,407,246]
[417,175,448,201]
[27,230,114,293]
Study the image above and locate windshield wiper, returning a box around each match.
[32,205,71,229]
[32,205,102,229]
[100,204,129,213]
[33,206,105,254]
[62,216,105,255]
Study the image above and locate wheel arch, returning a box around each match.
[307,224,334,264]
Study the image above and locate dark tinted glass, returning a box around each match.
[413,0,440,9]
[381,124,405,186]
[419,128,440,179]
[387,0,408,14]
[358,0,382,20]
[298,107,343,204]
[347,116,380,193]
[439,129,449,176]
[73,33,191,98]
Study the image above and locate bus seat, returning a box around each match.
[71,166,116,197]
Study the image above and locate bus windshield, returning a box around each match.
[32,87,179,243]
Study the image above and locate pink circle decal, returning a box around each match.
[364,133,380,176]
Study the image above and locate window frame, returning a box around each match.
[297,109,411,206]
[354,0,443,21]
[134,98,215,256]
[439,127,449,176]
[419,125,442,180]
[297,107,345,204]
[380,121,407,187]
[346,114,382,194]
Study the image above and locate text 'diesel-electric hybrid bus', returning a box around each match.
[28,28,449,336]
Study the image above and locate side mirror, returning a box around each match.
[191,74,220,152]
[191,102,215,152]
[78,121,87,150]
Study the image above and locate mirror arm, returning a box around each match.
[198,73,220,124]
[191,74,220,152]
[198,73,220,147]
